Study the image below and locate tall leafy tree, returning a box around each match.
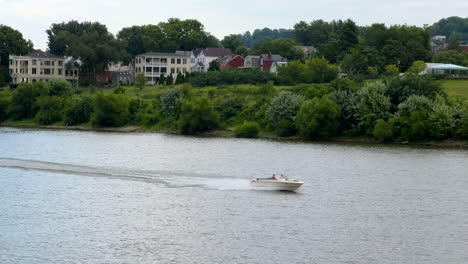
[0,25,34,85]
[47,21,123,84]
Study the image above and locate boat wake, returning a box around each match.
[0,157,251,191]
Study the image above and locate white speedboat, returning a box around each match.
[250,175,304,191]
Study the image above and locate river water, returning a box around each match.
[0,127,467,264]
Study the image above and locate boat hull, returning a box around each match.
[250,180,304,191]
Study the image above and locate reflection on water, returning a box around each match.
[0,128,468,264]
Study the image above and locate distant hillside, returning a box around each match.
[431,16,468,41]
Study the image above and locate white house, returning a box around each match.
[190,48,232,72]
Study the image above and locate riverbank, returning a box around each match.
[2,122,467,149]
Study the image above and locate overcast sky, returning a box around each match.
[1,0,467,50]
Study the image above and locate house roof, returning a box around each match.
[428,64,468,71]
[192,48,203,57]
[203,47,232,57]
[137,52,189,57]
[260,54,286,62]
[25,51,63,58]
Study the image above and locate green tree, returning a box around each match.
[0,89,11,122]
[91,93,129,127]
[400,110,430,141]
[354,81,392,134]
[373,118,395,141]
[254,39,304,60]
[432,50,468,66]
[266,91,305,128]
[235,45,248,56]
[384,65,400,76]
[385,74,443,107]
[408,61,427,74]
[208,60,220,71]
[296,96,341,139]
[456,101,468,139]
[305,57,339,83]
[64,95,94,125]
[178,97,220,135]
[234,121,260,138]
[35,96,64,125]
[428,95,458,139]
[341,48,369,75]
[160,88,184,121]
[8,83,46,120]
[46,21,123,85]
[276,61,308,85]
[135,72,146,90]
[221,35,243,51]
[166,74,174,85]
[48,78,72,96]
[0,25,34,84]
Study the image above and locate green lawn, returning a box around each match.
[439,80,468,99]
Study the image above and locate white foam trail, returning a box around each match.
[0,157,253,191]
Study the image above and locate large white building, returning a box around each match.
[9,51,79,85]
[135,52,191,85]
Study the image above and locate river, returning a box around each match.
[0,127,467,264]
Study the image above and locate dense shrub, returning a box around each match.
[190,70,275,87]
[385,74,443,108]
[35,96,64,125]
[48,78,72,96]
[266,91,305,128]
[397,95,432,117]
[275,119,296,137]
[457,101,468,139]
[234,121,260,138]
[354,81,391,134]
[160,88,184,120]
[178,97,219,135]
[373,118,395,141]
[400,110,430,141]
[296,96,341,139]
[218,98,244,122]
[8,83,46,120]
[64,95,94,125]
[428,95,458,139]
[0,89,11,122]
[92,93,129,127]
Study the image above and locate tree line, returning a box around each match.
[0,74,467,142]
[1,16,467,87]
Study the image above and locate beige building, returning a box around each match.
[8,51,79,86]
[135,52,190,85]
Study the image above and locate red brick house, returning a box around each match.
[218,55,245,69]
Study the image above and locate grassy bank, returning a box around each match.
[440,80,468,99]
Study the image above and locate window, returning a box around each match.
[146,58,151,63]
[52,61,55,66]
[58,69,62,75]
[177,59,181,64]
[153,67,159,72]
[58,61,63,66]
[171,68,175,74]
[32,68,37,74]
[52,69,55,75]
[161,67,167,73]
[161,58,167,63]
[32,60,37,65]
[146,67,152,72]
[44,68,51,75]
[183,59,187,64]
[9,60,13,65]
[44,61,51,66]
[171,58,175,64]
[176,68,180,73]
[190,58,195,63]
